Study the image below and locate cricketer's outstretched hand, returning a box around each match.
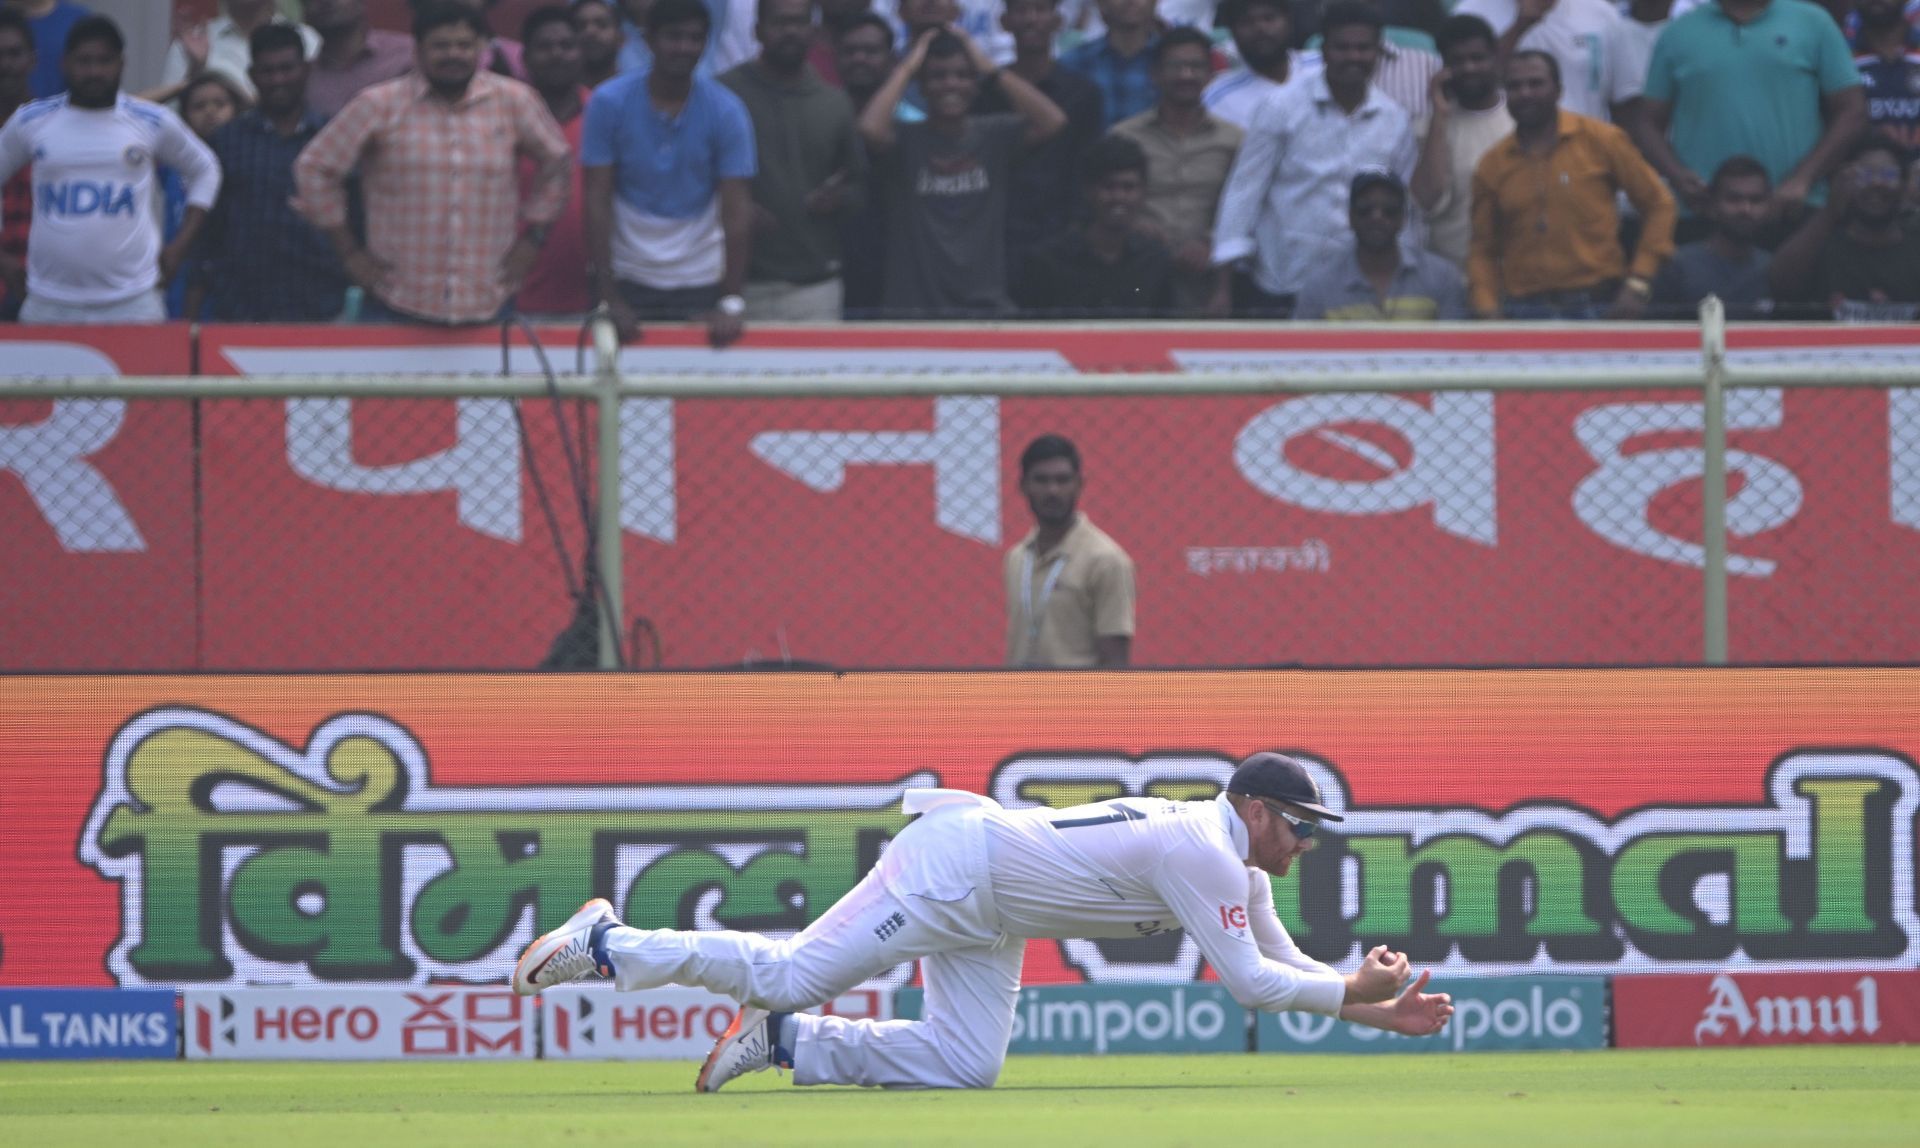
[1383,970,1455,1036]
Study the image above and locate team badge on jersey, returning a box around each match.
[123,146,148,169]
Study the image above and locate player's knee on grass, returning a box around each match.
[950,1056,1002,1089]
[929,1025,1008,1089]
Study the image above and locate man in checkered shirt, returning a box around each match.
[292,0,570,325]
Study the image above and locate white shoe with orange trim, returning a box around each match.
[695,1007,791,1093]
[510,898,618,996]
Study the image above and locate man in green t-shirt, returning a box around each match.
[1633,0,1865,241]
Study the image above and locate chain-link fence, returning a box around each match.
[4,322,1919,670]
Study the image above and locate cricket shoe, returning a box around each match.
[511,898,618,996]
[695,1007,791,1093]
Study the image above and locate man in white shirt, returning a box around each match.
[1211,0,1417,315]
[1299,36,1444,130]
[151,0,322,103]
[514,751,1456,1091]
[1453,0,1636,122]
[1611,0,1703,112]
[0,15,221,323]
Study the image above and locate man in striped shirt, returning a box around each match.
[1205,0,1440,130]
[1202,0,1305,128]
[293,0,571,325]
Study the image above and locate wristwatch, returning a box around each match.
[717,294,746,317]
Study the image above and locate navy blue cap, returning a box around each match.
[1226,752,1343,822]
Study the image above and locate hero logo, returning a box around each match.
[549,996,735,1055]
[192,990,526,1056]
[194,995,380,1054]
[1694,975,1880,1044]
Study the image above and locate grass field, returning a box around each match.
[5,1047,1917,1146]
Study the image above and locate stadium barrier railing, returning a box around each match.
[6,299,1920,671]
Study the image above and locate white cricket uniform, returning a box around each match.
[601,790,1346,1089]
[0,93,221,310]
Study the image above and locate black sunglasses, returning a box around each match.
[1259,799,1318,838]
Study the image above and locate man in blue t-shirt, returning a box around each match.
[1853,0,1920,155]
[583,0,756,346]
[6,0,86,97]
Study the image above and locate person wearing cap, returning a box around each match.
[1295,170,1468,320]
[512,750,1456,1092]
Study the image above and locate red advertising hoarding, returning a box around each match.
[6,323,1920,668]
[1,327,197,668]
[1615,971,1920,1047]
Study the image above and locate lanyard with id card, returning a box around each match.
[1020,550,1067,667]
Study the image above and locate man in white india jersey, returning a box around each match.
[514,752,1456,1091]
[0,15,220,323]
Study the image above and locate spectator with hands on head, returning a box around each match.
[859,24,1067,316]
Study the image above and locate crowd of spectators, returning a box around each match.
[2,0,1918,327]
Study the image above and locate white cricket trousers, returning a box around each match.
[600,799,1022,1089]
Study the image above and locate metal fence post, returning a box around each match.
[1700,296,1729,665]
[592,315,625,670]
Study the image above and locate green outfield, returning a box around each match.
[4,1047,1916,1146]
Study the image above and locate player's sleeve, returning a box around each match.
[1245,866,1341,977]
[1150,832,1346,1016]
[157,110,222,209]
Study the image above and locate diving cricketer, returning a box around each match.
[513,751,1456,1090]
